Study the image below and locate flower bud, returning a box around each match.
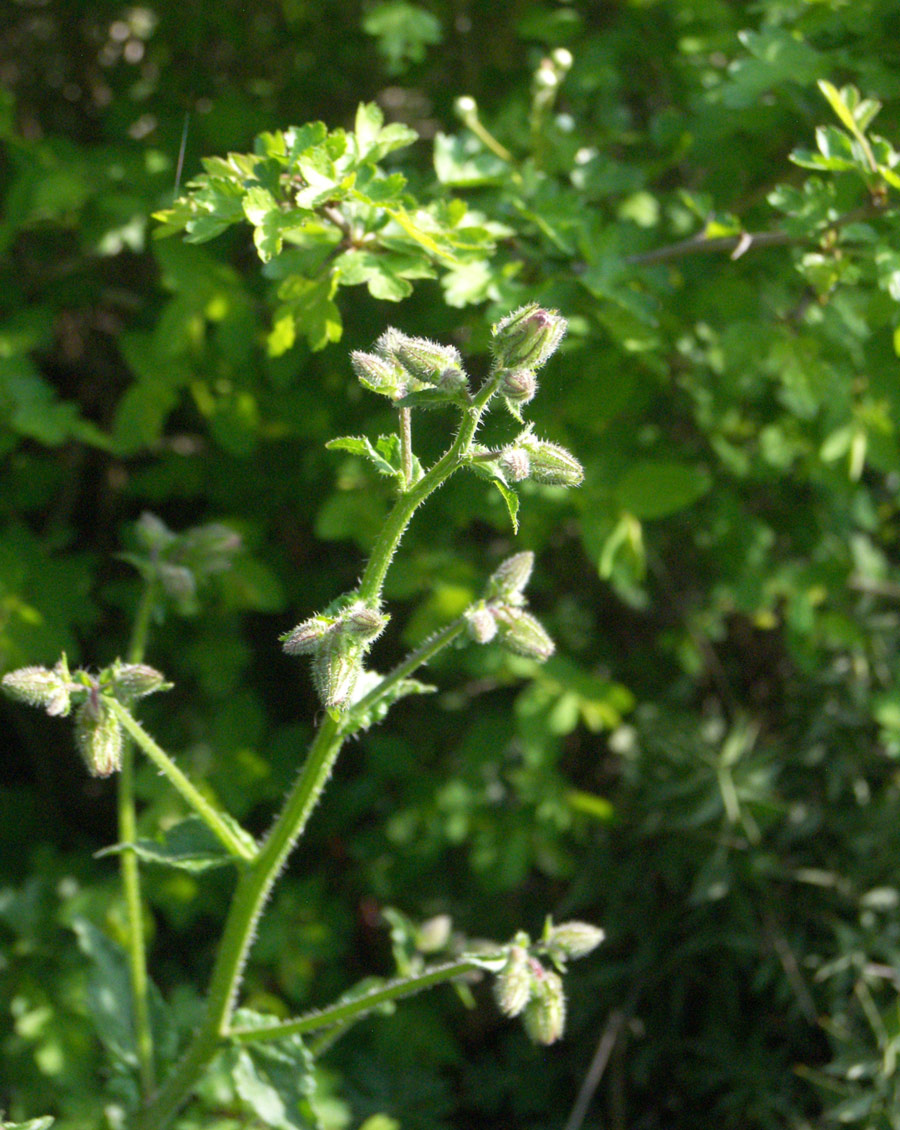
[522,966,566,1045]
[465,605,498,645]
[494,945,532,1019]
[493,605,555,661]
[2,659,72,718]
[491,304,567,372]
[485,552,534,604]
[497,446,531,483]
[312,634,363,712]
[498,368,538,407]
[544,921,605,961]
[517,431,584,487]
[281,616,333,656]
[158,562,196,602]
[341,603,389,644]
[379,331,467,393]
[417,914,452,954]
[135,511,177,554]
[109,662,171,702]
[75,693,123,778]
[350,349,406,399]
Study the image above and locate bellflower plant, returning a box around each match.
[2,306,599,1129]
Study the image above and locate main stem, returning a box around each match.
[137,374,501,1129]
[121,579,158,1098]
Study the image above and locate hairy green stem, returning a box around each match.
[398,405,413,488]
[137,371,503,1128]
[110,701,257,863]
[120,579,159,1099]
[228,957,497,1044]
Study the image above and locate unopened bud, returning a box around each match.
[158,562,196,602]
[522,966,566,1045]
[312,634,363,712]
[498,368,538,407]
[465,605,498,645]
[517,431,583,487]
[109,662,171,701]
[281,615,333,656]
[417,914,452,953]
[350,349,406,399]
[491,304,567,371]
[135,512,177,554]
[545,921,605,961]
[379,331,467,393]
[2,659,72,717]
[485,552,534,603]
[493,605,555,661]
[494,945,532,1018]
[497,446,531,483]
[75,693,123,778]
[341,603,389,644]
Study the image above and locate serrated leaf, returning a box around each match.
[326,435,399,478]
[96,814,256,871]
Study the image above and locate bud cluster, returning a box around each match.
[490,304,566,418]
[351,328,470,404]
[490,918,604,1044]
[1,656,171,778]
[468,425,583,491]
[463,551,555,662]
[281,597,390,713]
[127,512,242,613]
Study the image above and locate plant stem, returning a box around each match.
[228,957,497,1044]
[109,701,257,863]
[398,405,413,488]
[120,579,158,1099]
[137,373,503,1128]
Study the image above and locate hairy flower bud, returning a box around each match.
[108,661,171,702]
[312,634,363,712]
[544,920,606,961]
[2,657,73,717]
[494,945,532,1018]
[281,616,333,656]
[465,605,498,645]
[341,603,389,644]
[493,605,555,661]
[498,368,538,407]
[491,304,567,371]
[522,966,566,1045]
[379,331,467,393]
[497,446,531,483]
[350,349,406,399]
[75,692,123,778]
[517,429,584,487]
[485,552,534,604]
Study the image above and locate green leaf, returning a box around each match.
[614,461,711,520]
[1,1119,55,1129]
[96,815,255,872]
[492,479,520,533]
[326,435,400,478]
[362,4,442,75]
[229,1010,319,1130]
[269,273,342,353]
[70,917,137,1068]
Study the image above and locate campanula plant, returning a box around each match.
[2,305,600,1129]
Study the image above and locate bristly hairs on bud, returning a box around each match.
[485,552,534,605]
[493,945,532,1018]
[492,604,555,661]
[514,425,584,487]
[75,686,123,778]
[542,918,606,964]
[522,965,566,1045]
[491,304,567,372]
[2,655,73,717]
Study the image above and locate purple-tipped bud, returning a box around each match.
[109,662,171,701]
[312,634,363,712]
[497,446,531,483]
[75,693,123,778]
[341,603,390,644]
[493,605,555,661]
[517,430,584,487]
[465,605,498,645]
[544,921,605,961]
[281,616,333,656]
[498,368,538,407]
[494,945,532,1018]
[522,966,566,1045]
[2,661,73,718]
[350,349,406,399]
[485,552,534,604]
[491,304,567,371]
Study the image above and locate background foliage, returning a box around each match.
[5,0,900,1126]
